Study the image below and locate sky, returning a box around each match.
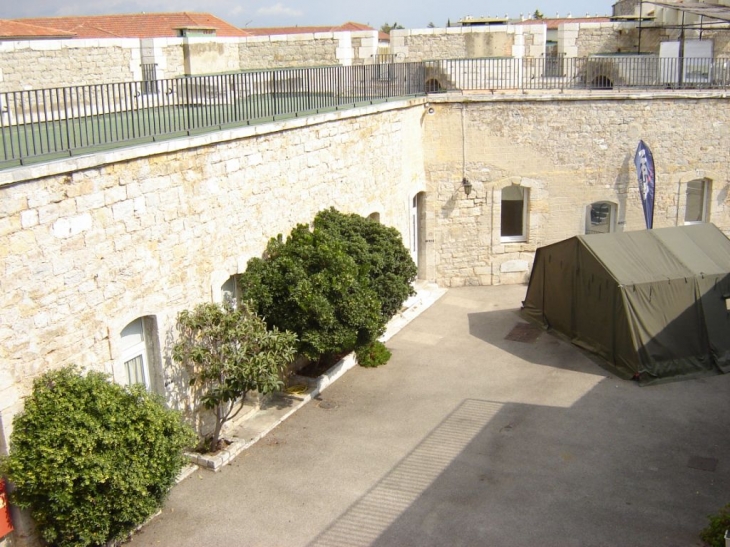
[5,0,616,29]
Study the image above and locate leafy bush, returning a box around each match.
[173,301,297,449]
[240,209,416,364]
[314,208,417,322]
[239,221,384,361]
[0,366,195,547]
[700,503,730,547]
[355,340,392,368]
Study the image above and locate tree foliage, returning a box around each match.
[532,9,545,19]
[240,221,384,362]
[173,301,297,449]
[380,21,405,34]
[313,208,416,323]
[0,366,194,547]
[239,209,415,364]
[700,503,730,547]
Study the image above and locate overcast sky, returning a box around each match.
[6,0,616,29]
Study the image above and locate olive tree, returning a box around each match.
[172,301,297,450]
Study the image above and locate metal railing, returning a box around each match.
[425,56,730,92]
[0,62,425,167]
[2,56,729,168]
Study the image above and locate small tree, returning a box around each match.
[532,9,545,19]
[239,221,384,362]
[0,366,194,547]
[173,301,297,450]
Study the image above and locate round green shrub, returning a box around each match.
[313,208,417,322]
[700,503,730,547]
[355,341,392,368]
[0,366,195,547]
[239,208,416,364]
[239,222,383,361]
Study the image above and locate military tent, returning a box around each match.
[522,224,730,385]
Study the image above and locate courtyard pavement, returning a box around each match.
[127,285,730,547]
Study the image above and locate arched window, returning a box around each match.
[120,317,159,390]
[685,178,711,224]
[368,212,381,223]
[501,186,528,242]
[221,274,240,306]
[586,201,617,234]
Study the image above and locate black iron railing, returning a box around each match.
[425,56,730,92]
[0,62,425,167]
[2,56,729,168]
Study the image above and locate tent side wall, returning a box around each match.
[572,243,639,380]
[622,278,719,385]
[697,273,730,374]
[522,238,577,334]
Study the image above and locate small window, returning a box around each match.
[586,201,617,234]
[368,212,381,223]
[121,318,152,389]
[501,185,528,242]
[221,275,240,307]
[685,179,710,224]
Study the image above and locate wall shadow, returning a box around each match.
[308,384,730,547]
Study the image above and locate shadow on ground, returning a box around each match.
[309,384,729,547]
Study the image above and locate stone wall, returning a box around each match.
[422,94,730,286]
[237,34,339,69]
[0,31,382,93]
[390,25,547,61]
[0,39,141,92]
[0,99,426,458]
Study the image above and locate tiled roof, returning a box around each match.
[245,21,376,36]
[12,12,249,39]
[520,17,611,29]
[0,19,75,39]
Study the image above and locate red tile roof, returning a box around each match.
[246,21,376,36]
[520,17,611,29]
[12,12,249,39]
[0,19,75,39]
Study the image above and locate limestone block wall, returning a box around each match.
[237,34,339,69]
[0,39,141,92]
[422,94,730,287]
[0,99,426,455]
[390,25,546,62]
[560,22,627,57]
[184,37,241,75]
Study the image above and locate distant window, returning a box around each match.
[586,201,617,234]
[120,317,156,389]
[368,212,381,223]
[501,186,528,242]
[685,179,710,224]
[221,275,240,307]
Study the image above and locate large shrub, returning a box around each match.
[313,208,417,322]
[239,220,384,361]
[0,366,195,547]
[173,301,297,450]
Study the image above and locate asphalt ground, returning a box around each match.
[127,285,730,547]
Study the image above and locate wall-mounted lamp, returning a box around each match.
[462,177,473,197]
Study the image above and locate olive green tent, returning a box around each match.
[522,224,730,385]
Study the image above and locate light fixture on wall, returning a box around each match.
[462,177,473,196]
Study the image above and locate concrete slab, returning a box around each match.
[127,285,730,547]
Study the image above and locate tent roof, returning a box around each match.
[576,224,730,285]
